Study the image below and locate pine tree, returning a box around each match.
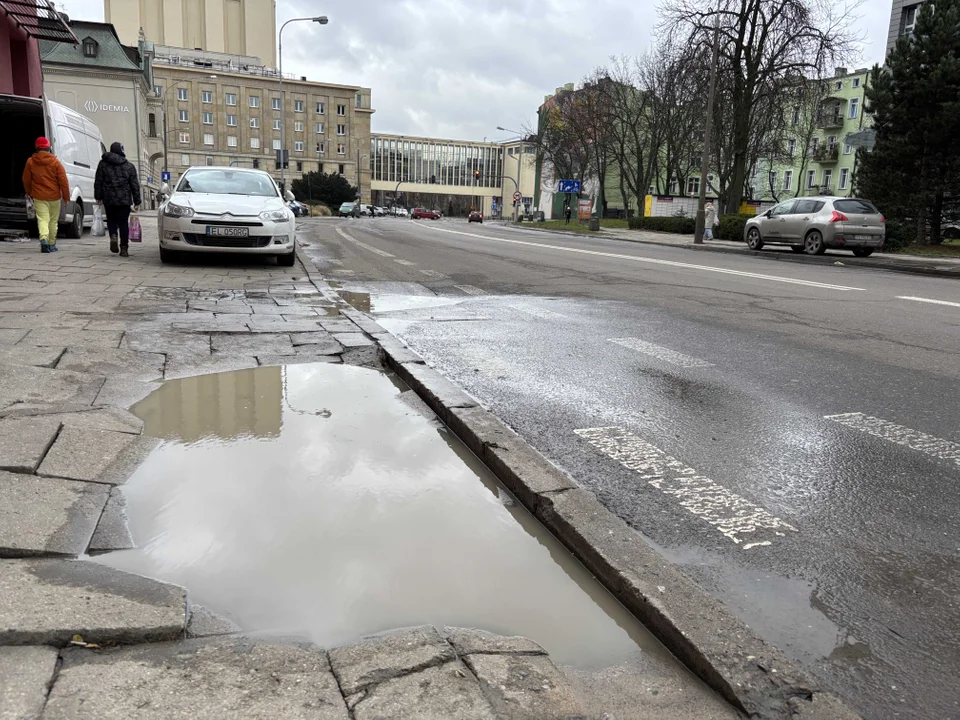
[857,0,960,245]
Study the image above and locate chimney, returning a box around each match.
[835,67,847,77]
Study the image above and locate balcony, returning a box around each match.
[817,112,844,129]
[814,145,839,163]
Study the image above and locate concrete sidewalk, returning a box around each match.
[0,219,587,719]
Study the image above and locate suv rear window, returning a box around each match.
[834,199,879,214]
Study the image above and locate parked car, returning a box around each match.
[468,210,483,223]
[390,207,409,217]
[412,208,440,219]
[373,206,386,217]
[288,201,309,217]
[743,197,885,256]
[338,202,357,217]
[158,167,295,266]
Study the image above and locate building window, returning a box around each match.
[768,170,778,189]
[787,138,796,156]
[822,168,833,189]
[316,142,325,154]
[839,167,850,190]
[903,4,919,35]
[849,97,859,119]
[272,139,282,150]
[273,119,281,131]
[843,142,853,155]
[335,144,345,155]
[250,137,260,149]
[686,176,700,195]
[154,85,162,97]
[834,80,842,91]
[294,121,303,132]
[827,135,837,149]
[225,93,237,106]
[811,137,820,152]
[315,122,324,134]
[226,114,237,127]
[316,102,325,114]
[852,77,861,88]
[791,106,800,125]
[249,95,260,108]
[178,109,189,122]
[205,156,214,166]
[356,92,363,108]
[179,131,190,144]
[338,163,345,174]
[177,88,188,101]
[203,133,214,146]
[272,97,281,110]
[336,124,346,136]
[227,136,238,148]
[806,169,816,189]
[148,113,157,137]
[202,112,213,125]
[337,104,346,116]
[294,141,304,152]
[252,158,260,169]
[201,90,213,104]
[783,170,793,191]
[297,161,303,172]
[180,154,190,166]
[250,117,259,129]
[294,100,304,112]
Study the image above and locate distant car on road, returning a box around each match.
[338,202,357,218]
[158,166,295,266]
[744,197,885,256]
[412,208,440,220]
[373,206,386,217]
[394,207,409,218]
[468,211,483,224]
[288,201,309,217]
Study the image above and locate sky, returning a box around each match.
[56,0,893,143]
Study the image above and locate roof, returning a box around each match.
[39,20,140,72]
[0,0,76,44]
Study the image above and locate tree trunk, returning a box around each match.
[931,188,943,245]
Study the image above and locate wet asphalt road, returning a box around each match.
[299,216,960,720]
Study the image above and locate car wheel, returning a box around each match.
[746,228,764,250]
[852,248,874,257]
[67,201,83,239]
[790,245,804,253]
[159,245,176,264]
[804,230,826,255]
[277,250,296,267]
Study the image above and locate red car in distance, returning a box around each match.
[412,208,440,219]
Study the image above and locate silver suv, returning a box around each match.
[744,197,885,257]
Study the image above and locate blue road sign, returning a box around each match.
[147,177,154,184]
[161,171,171,182]
[558,179,581,194]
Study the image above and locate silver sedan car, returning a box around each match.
[744,197,885,256]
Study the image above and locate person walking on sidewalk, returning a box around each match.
[21,137,70,253]
[704,201,718,240]
[95,142,141,257]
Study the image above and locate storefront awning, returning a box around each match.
[0,0,77,44]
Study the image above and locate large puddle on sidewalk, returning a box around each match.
[95,362,721,704]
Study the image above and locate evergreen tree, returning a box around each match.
[290,171,358,210]
[857,0,960,245]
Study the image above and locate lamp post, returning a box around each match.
[279,15,328,193]
[497,125,525,222]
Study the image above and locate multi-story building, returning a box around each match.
[151,46,373,198]
[40,20,165,205]
[887,0,927,55]
[105,0,277,67]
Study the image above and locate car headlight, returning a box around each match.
[259,209,290,222]
[163,202,194,218]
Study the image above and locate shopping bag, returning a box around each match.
[91,205,106,237]
[128,215,142,243]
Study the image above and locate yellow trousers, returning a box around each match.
[35,199,61,245]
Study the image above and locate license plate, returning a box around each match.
[854,234,873,240]
[206,226,249,237]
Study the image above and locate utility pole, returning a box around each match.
[694,12,721,245]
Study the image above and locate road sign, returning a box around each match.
[513,191,523,201]
[147,177,154,184]
[161,171,171,182]
[557,179,581,194]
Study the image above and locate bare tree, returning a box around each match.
[659,0,859,213]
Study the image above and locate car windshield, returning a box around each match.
[177,169,278,197]
[834,199,879,214]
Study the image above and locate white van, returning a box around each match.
[0,94,104,238]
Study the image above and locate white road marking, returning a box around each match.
[326,259,344,265]
[508,303,567,320]
[331,269,354,275]
[575,427,796,547]
[896,296,960,309]
[454,284,486,296]
[336,227,394,257]
[394,259,416,266]
[418,268,446,279]
[419,224,865,292]
[608,337,714,368]
[825,413,960,467]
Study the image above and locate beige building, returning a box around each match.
[105,0,277,67]
[151,46,373,198]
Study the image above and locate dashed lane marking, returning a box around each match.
[454,285,486,296]
[418,269,446,279]
[336,227,395,257]
[608,337,714,368]
[575,427,797,548]
[896,296,960,309]
[508,303,567,320]
[825,413,960,467]
[394,259,416,266]
[418,224,866,292]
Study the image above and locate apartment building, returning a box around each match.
[887,0,928,55]
[151,46,373,198]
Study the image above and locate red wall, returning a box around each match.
[0,11,44,97]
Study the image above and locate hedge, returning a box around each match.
[627,216,696,234]
[716,214,753,241]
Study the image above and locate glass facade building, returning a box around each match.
[370,135,504,188]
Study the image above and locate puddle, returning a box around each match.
[338,289,467,315]
[96,363,680,672]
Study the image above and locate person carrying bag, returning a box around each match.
[94,142,141,257]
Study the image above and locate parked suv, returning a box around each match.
[744,197,885,256]
[412,208,440,220]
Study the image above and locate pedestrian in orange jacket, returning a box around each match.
[22,137,70,253]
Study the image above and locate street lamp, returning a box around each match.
[496,126,525,222]
[279,15,329,193]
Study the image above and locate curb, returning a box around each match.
[508,224,960,280]
[295,237,862,719]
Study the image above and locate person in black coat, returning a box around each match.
[95,142,141,257]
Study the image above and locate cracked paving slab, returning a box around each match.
[0,417,61,473]
[56,347,166,384]
[0,363,104,411]
[37,426,137,484]
[0,645,59,719]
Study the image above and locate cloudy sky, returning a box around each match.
[57,0,892,142]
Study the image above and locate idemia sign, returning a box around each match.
[83,101,130,113]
